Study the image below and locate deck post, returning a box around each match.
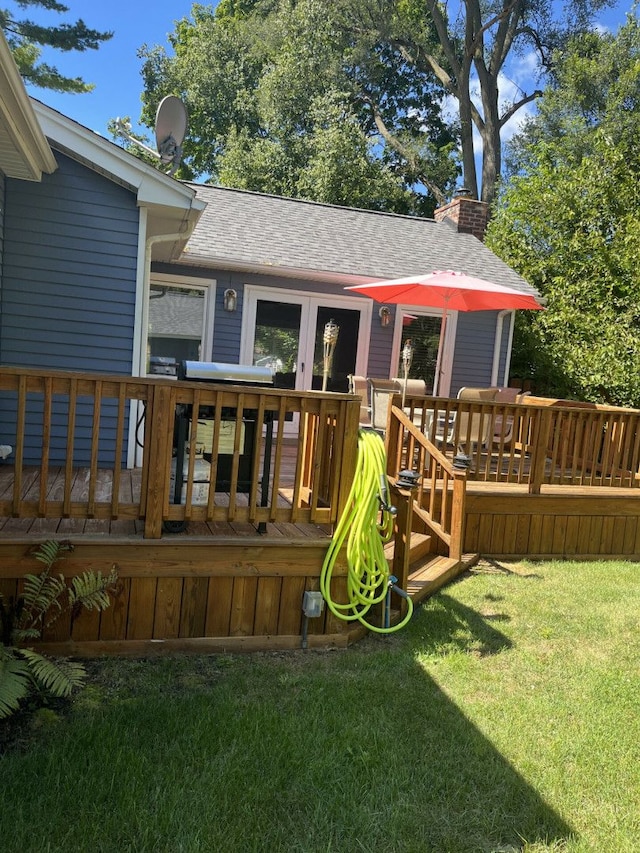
[335,401,361,520]
[143,384,176,538]
[449,469,468,561]
[391,486,413,617]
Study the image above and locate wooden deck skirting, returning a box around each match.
[3,367,640,654]
[465,482,640,560]
[0,536,359,656]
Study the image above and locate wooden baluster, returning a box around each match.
[530,407,552,495]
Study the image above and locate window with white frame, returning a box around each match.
[147,276,213,373]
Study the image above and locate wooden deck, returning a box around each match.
[3,365,640,656]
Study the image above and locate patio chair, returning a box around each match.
[492,387,522,445]
[348,374,372,427]
[453,386,499,452]
[391,378,427,397]
[431,385,495,446]
[393,377,436,433]
[368,378,401,433]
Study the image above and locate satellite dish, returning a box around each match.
[155,96,188,173]
[113,95,188,176]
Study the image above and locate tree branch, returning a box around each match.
[363,95,447,205]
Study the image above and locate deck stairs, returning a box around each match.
[385,531,478,606]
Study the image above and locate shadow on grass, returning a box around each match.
[410,591,513,657]
[371,653,576,851]
[362,597,576,850]
[472,557,544,579]
[1,572,577,853]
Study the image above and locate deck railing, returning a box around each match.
[386,405,468,591]
[391,392,640,492]
[0,367,360,538]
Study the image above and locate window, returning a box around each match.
[147,278,212,373]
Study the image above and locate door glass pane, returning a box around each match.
[148,284,205,374]
[312,306,360,392]
[399,314,442,393]
[253,300,302,387]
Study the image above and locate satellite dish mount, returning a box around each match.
[114,95,188,176]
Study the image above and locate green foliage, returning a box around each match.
[0,0,112,92]
[487,14,640,405]
[0,540,118,719]
[0,653,30,719]
[135,0,615,204]
[136,0,456,212]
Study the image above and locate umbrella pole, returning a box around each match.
[433,307,448,396]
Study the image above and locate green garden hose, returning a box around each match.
[319,429,414,633]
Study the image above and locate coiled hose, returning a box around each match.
[319,429,414,633]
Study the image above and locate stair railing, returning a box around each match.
[385,401,468,594]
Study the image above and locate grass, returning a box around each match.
[1,558,639,852]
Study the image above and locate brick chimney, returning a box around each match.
[434,189,490,242]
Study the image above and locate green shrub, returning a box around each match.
[0,540,118,719]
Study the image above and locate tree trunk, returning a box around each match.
[477,70,501,205]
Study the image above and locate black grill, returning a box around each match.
[168,361,276,534]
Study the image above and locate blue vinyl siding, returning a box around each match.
[0,172,4,359]
[2,152,138,373]
[0,152,140,464]
[0,171,5,281]
[450,312,499,394]
[212,273,242,363]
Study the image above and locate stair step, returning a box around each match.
[408,532,432,565]
[405,553,479,605]
[406,556,461,604]
[384,531,432,563]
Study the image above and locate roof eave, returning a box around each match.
[30,99,206,261]
[0,31,57,180]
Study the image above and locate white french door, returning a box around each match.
[241,286,371,394]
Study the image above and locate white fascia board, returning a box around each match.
[30,99,205,218]
[0,32,57,180]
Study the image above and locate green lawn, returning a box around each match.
[1,559,639,852]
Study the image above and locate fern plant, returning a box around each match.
[0,540,118,719]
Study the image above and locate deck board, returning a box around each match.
[0,457,332,542]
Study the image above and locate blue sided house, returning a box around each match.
[0,29,539,466]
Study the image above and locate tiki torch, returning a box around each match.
[322,318,339,392]
[401,338,413,408]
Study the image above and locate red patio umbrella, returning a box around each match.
[345,270,543,394]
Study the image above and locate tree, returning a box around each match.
[137,0,458,213]
[366,0,618,204]
[486,14,640,406]
[137,0,614,207]
[0,0,112,93]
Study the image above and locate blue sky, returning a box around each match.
[23,0,635,145]
[25,0,204,135]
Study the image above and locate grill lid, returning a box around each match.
[179,361,274,385]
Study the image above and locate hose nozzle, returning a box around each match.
[378,474,397,515]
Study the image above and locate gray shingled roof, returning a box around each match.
[178,184,537,296]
